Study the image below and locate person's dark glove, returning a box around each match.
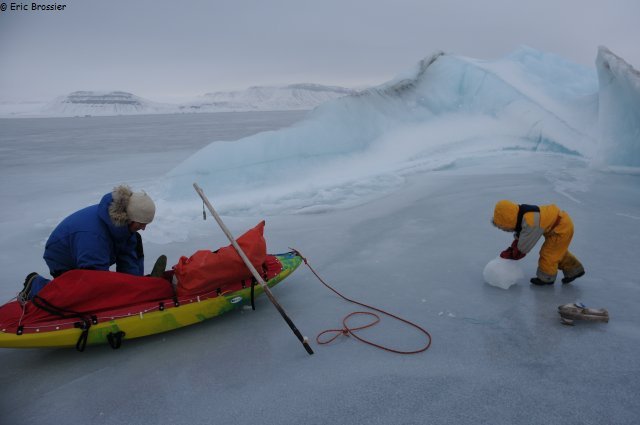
[500,239,526,260]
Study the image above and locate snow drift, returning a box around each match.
[159,46,639,218]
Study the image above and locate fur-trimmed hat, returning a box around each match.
[109,185,156,226]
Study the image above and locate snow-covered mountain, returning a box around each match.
[41,91,174,117]
[0,84,356,117]
[181,84,357,112]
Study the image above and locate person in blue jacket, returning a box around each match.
[19,185,158,302]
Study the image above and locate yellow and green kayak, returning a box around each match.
[0,252,302,349]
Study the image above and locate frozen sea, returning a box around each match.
[2,44,640,424]
[1,110,639,425]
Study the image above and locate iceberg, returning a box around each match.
[595,46,640,168]
[163,46,640,214]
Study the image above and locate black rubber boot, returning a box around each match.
[562,270,585,284]
[530,277,554,286]
[150,255,167,278]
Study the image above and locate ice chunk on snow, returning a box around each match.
[483,256,524,289]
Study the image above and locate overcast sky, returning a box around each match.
[1,0,638,102]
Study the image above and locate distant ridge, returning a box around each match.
[64,91,144,106]
[205,83,355,96]
[1,84,357,117]
[41,91,173,117]
[182,84,358,112]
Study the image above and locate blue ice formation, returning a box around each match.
[165,46,639,201]
[595,47,640,168]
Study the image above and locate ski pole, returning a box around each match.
[193,183,313,355]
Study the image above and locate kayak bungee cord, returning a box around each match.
[291,249,432,354]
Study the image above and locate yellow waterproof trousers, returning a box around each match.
[537,211,584,282]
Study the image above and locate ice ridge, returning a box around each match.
[164,47,606,208]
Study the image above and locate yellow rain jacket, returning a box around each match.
[493,200,584,283]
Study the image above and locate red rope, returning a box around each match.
[291,249,432,354]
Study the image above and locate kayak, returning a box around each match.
[0,251,302,349]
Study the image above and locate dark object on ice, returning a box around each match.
[194,183,314,356]
[558,303,609,326]
[530,277,554,286]
[562,270,585,284]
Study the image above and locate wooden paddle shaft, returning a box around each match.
[193,183,313,355]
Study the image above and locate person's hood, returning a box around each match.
[96,185,133,240]
[493,200,519,231]
[108,185,133,226]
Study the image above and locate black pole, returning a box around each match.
[193,183,313,355]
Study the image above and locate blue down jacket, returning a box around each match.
[43,192,144,276]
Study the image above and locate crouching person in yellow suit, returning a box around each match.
[492,200,585,286]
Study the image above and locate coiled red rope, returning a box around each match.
[291,249,432,354]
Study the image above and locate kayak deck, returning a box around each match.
[0,252,302,349]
